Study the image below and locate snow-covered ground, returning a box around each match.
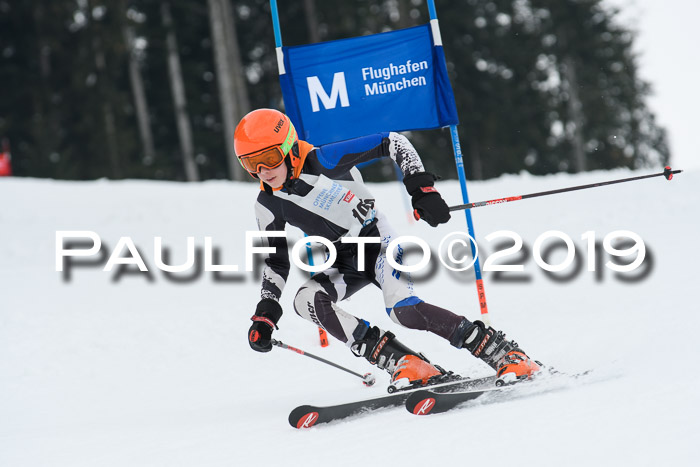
[1,168,698,466]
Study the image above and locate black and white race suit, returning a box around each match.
[255,132,466,347]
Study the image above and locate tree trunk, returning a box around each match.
[86,0,121,178]
[93,39,122,179]
[563,56,586,173]
[162,1,199,182]
[221,0,251,116]
[31,2,59,176]
[121,0,156,165]
[469,134,484,181]
[302,0,321,43]
[397,0,415,29]
[208,0,244,181]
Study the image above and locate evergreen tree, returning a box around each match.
[0,0,669,181]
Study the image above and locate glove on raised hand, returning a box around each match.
[403,172,451,227]
[248,298,283,352]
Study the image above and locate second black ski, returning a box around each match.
[289,375,495,428]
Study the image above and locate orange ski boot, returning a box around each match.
[451,319,543,385]
[495,350,541,386]
[388,354,444,393]
[350,326,452,392]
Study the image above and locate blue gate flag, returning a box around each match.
[278,24,458,145]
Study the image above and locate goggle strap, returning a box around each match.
[280,122,297,156]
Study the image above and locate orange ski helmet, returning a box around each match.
[234,109,298,178]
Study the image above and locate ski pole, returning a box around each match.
[439,166,682,214]
[271,339,376,386]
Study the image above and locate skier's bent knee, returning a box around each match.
[293,285,326,319]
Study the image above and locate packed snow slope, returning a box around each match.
[1,168,699,467]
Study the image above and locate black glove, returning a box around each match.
[248,298,283,352]
[403,172,451,227]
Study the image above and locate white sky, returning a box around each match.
[604,0,700,170]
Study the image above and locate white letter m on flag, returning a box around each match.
[307,72,350,112]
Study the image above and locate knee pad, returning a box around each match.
[293,284,363,344]
[295,282,341,325]
[294,284,324,319]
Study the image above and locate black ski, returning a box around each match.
[405,369,593,416]
[289,375,495,428]
[405,386,500,415]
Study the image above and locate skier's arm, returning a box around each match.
[385,132,426,176]
[313,131,425,178]
[315,132,450,226]
[380,133,452,226]
[248,198,288,353]
[254,198,290,301]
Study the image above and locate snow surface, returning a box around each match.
[1,168,699,466]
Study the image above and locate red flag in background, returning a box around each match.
[0,139,11,176]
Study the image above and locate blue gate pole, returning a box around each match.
[270,1,329,345]
[270,0,283,47]
[427,0,491,325]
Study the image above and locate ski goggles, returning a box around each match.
[238,124,297,174]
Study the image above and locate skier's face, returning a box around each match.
[258,163,288,188]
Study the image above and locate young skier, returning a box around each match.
[238,108,540,388]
